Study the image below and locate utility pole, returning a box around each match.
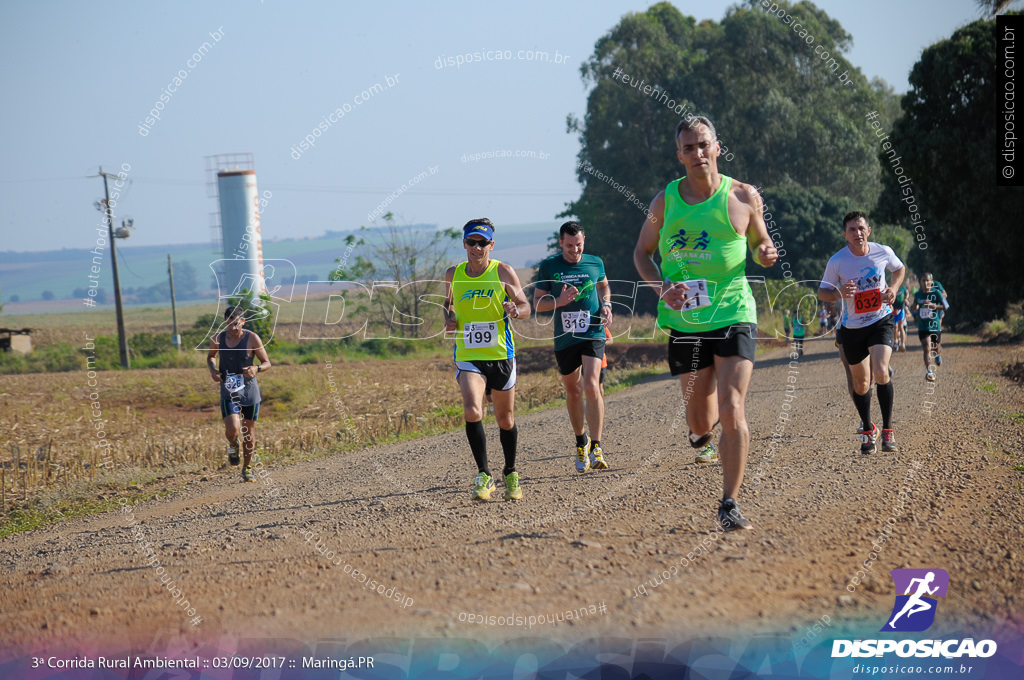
[168,254,181,352]
[93,166,130,369]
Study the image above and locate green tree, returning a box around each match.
[563,1,892,293]
[175,261,199,299]
[330,213,460,337]
[874,16,1024,324]
[760,186,851,283]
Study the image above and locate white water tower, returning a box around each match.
[206,153,265,297]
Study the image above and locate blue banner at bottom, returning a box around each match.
[1,630,1022,679]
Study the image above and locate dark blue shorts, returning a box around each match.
[221,398,260,421]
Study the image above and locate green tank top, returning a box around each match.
[657,175,757,333]
[452,259,514,361]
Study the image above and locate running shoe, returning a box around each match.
[881,428,898,452]
[227,442,240,466]
[241,465,254,482]
[925,369,936,382]
[935,354,942,367]
[859,423,879,454]
[589,443,609,470]
[718,498,753,532]
[694,442,719,464]
[900,343,907,353]
[504,472,522,501]
[688,429,714,448]
[575,435,591,473]
[472,472,495,501]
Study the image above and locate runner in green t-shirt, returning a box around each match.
[893,283,909,352]
[533,221,612,473]
[910,272,944,382]
[792,309,807,357]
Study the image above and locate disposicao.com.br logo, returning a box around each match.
[832,568,997,659]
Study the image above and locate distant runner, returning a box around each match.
[792,309,806,357]
[818,211,905,454]
[444,218,531,501]
[633,115,778,531]
[911,272,945,382]
[533,221,612,473]
[929,278,950,363]
[893,281,909,352]
[207,305,271,482]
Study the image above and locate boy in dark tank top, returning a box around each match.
[206,305,272,482]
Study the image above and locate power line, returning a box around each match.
[130,177,575,196]
[1,175,575,196]
[0,176,91,184]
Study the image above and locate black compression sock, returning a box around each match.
[500,424,518,477]
[877,381,894,429]
[852,390,872,431]
[590,440,601,451]
[575,433,588,448]
[465,420,489,477]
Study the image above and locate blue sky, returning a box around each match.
[0,0,982,254]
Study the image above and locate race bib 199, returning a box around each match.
[464,322,498,348]
[854,288,882,313]
[680,278,712,310]
[561,311,591,333]
[224,373,245,393]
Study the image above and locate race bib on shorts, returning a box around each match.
[224,373,245,393]
[919,307,934,319]
[680,279,712,310]
[464,322,498,348]
[561,311,591,333]
[854,288,882,314]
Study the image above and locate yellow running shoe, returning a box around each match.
[575,435,591,473]
[694,442,719,464]
[472,472,495,501]
[589,443,609,470]
[504,472,522,501]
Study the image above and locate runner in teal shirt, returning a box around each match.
[911,272,944,382]
[534,221,612,473]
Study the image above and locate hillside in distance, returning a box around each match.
[0,222,558,314]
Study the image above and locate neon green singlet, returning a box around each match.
[657,175,757,333]
[452,259,514,361]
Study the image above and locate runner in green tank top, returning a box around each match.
[444,218,531,502]
[634,116,778,532]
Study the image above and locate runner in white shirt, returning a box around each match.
[818,212,905,455]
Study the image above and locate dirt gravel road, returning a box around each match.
[1,336,1021,655]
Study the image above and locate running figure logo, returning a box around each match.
[881,568,949,632]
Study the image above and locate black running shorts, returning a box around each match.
[554,338,605,376]
[667,323,757,375]
[841,314,895,365]
[455,358,517,391]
